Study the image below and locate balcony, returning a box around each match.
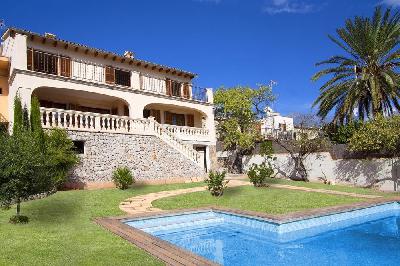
[26,48,209,103]
[163,124,210,142]
[40,107,205,163]
[40,107,211,142]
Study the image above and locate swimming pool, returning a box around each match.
[124,202,400,265]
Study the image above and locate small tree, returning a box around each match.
[204,171,228,196]
[0,95,78,222]
[349,115,400,191]
[215,84,275,173]
[275,114,330,181]
[0,126,52,223]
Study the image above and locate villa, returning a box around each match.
[0,28,217,188]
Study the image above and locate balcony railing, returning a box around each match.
[263,128,295,140]
[163,124,210,141]
[27,48,210,103]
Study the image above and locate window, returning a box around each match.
[73,141,85,154]
[186,114,194,127]
[115,69,131,86]
[279,123,287,131]
[165,79,182,97]
[105,66,131,87]
[30,49,58,75]
[143,109,151,118]
[165,111,185,126]
[171,81,181,97]
[143,109,161,123]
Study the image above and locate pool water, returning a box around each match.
[125,203,400,266]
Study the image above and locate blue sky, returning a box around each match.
[1,0,399,115]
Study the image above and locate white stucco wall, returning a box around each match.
[244,152,400,191]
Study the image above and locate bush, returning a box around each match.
[204,171,229,196]
[323,121,362,144]
[112,167,134,190]
[247,162,274,187]
[45,129,80,188]
[9,215,29,224]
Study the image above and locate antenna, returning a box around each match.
[269,80,278,110]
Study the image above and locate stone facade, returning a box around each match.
[67,131,205,185]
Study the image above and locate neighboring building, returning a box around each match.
[260,107,294,139]
[0,28,217,188]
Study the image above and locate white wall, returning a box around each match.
[244,152,399,191]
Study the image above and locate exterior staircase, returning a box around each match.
[40,107,202,165]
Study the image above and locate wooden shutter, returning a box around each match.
[176,114,185,126]
[27,48,33,70]
[166,78,172,96]
[186,114,194,127]
[182,83,190,99]
[60,57,71,77]
[165,111,173,124]
[105,66,115,84]
[150,109,161,123]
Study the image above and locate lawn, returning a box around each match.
[0,182,203,266]
[266,178,399,197]
[153,185,366,214]
[1,179,394,266]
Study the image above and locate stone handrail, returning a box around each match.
[40,107,200,164]
[163,124,209,138]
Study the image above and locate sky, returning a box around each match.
[1,0,399,116]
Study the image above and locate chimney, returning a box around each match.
[44,32,57,39]
[123,50,134,59]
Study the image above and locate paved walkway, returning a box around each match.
[119,180,382,214]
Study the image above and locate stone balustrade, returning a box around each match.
[40,107,200,164]
[163,124,210,141]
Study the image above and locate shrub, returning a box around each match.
[112,167,134,190]
[45,129,80,188]
[247,162,274,187]
[204,171,229,196]
[9,215,29,224]
[323,121,362,144]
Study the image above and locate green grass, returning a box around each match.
[153,186,366,214]
[266,178,399,197]
[0,182,203,266]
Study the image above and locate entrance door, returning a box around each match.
[195,146,207,172]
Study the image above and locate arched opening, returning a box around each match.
[33,87,130,116]
[143,103,207,128]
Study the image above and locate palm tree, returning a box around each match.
[312,7,400,124]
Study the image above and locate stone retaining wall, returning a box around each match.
[67,131,205,187]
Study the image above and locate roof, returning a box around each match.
[2,27,197,79]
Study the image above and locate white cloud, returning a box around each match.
[381,0,400,6]
[263,0,316,15]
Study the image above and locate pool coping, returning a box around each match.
[95,196,400,266]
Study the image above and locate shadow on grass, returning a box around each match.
[25,194,80,224]
[224,186,245,197]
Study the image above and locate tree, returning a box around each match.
[0,95,79,222]
[275,114,330,181]
[349,115,400,191]
[312,7,400,124]
[215,84,275,173]
[12,95,23,134]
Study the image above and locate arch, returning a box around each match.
[32,86,130,116]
